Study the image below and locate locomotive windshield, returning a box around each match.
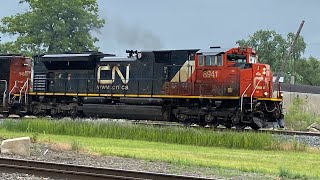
[249,55,258,63]
[227,54,246,63]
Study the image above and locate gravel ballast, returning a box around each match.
[273,134,320,147]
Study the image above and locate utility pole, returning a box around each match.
[275,20,305,83]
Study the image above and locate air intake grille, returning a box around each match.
[33,73,46,92]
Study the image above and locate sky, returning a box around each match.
[1,0,320,58]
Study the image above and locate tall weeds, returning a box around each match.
[285,97,320,130]
[0,119,300,151]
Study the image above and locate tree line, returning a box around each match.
[0,0,319,86]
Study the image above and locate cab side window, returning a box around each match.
[205,56,212,66]
[217,55,223,66]
[203,55,223,66]
[198,55,204,66]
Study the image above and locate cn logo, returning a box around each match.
[253,77,265,90]
[97,65,130,85]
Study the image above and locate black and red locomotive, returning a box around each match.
[0,47,284,129]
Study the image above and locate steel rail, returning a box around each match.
[0,157,216,180]
[132,120,320,137]
[259,129,320,137]
[213,127,320,137]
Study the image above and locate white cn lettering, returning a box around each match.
[253,77,265,90]
[97,65,130,85]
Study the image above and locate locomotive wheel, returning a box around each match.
[205,115,219,128]
[250,124,260,130]
[181,119,192,126]
[0,112,8,118]
[51,113,63,119]
[224,124,232,129]
[208,122,219,128]
[197,117,207,127]
[235,124,247,130]
[250,117,263,130]
[197,122,207,127]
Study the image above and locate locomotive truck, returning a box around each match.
[0,47,284,129]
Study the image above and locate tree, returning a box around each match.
[236,30,306,83]
[0,0,105,56]
[295,57,320,86]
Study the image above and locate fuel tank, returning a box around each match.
[82,97,163,105]
[79,104,163,120]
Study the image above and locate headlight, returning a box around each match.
[264,92,268,96]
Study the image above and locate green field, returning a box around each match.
[0,120,319,179]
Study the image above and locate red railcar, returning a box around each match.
[0,55,31,115]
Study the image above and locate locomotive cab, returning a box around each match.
[190,47,282,129]
[193,47,274,99]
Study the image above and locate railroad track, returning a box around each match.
[259,129,320,137]
[132,121,320,137]
[0,157,216,180]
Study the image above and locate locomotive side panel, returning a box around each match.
[157,50,198,95]
[46,70,95,93]
[9,57,32,94]
[0,57,11,82]
[0,56,31,114]
[191,49,241,97]
[194,67,240,96]
[0,57,11,111]
[95,50,198,96]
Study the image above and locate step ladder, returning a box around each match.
[19,79,29,105]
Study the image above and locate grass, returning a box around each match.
[285,97,320,130]
[0,119,306,151]
[278,166,309,179]
[70,139,81,152]
[0,129,319,179]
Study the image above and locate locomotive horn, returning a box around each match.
[126,50,138,57]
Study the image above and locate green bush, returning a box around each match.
[278,166,308,179]
[285,97,320,130]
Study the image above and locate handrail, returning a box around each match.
[277,82,282,98]
[240,83,251,112]
[19,78,29,104]
[250,79,262,111]
[1,80,7,107]
[8,81,18,104]
[25,79,29,105]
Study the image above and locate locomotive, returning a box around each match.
[0,47,284,129]
[0,55,32,116]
